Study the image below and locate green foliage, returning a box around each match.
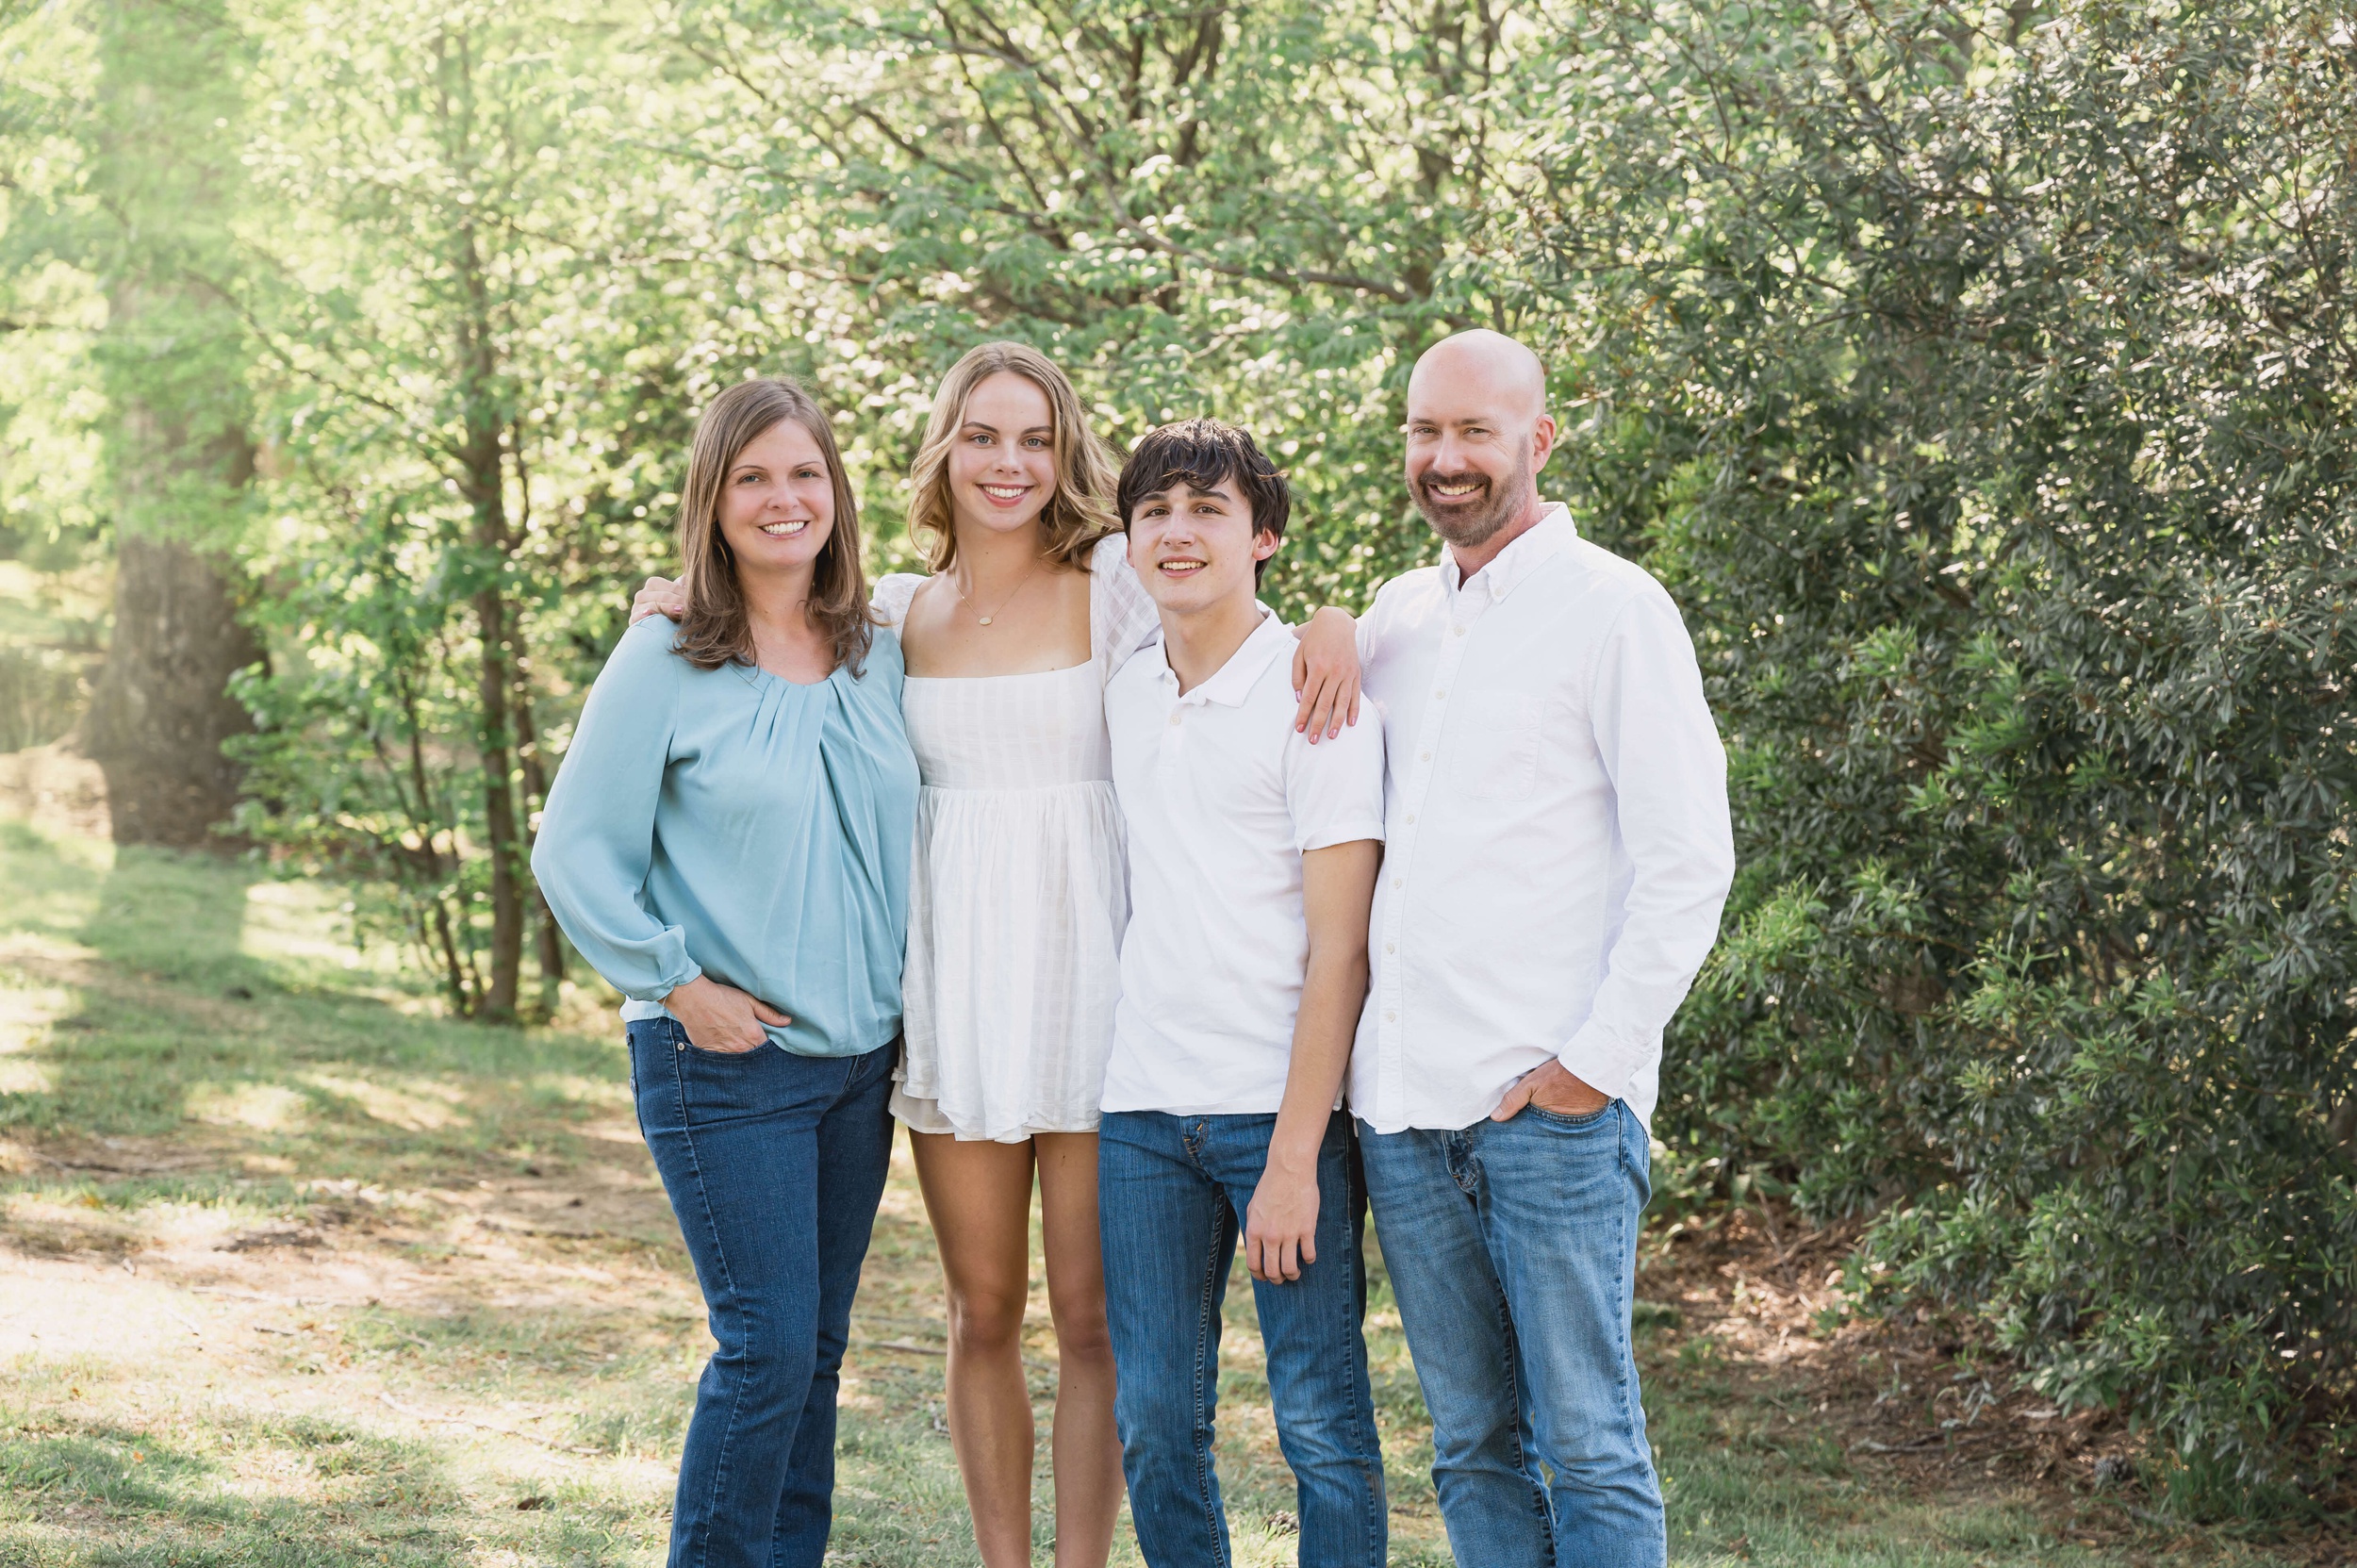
[223,0,750,1016]
[82,0,259,553]
[1525,0,2356,1487]
[661,0,1540,610]
[6,0,2349,1501]
[214,0,1553,1005]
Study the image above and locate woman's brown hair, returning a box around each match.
[673,377,876,676]
[905,341,1121,572]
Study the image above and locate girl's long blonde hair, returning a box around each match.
[673,377,876,677]
[905,341,1120,572]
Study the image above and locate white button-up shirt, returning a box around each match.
[1350,504,1734,1133]
[1101,609,1388,1116]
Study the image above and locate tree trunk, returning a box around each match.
[85,0,264,850]
[440,28,523,1023]
[512,662,566,1015]
[470,582,524,1022]
[82,536,263,847]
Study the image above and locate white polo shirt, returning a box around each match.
[1100,608,1387,1116]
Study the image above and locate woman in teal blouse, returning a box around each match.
[534,377,919,1568]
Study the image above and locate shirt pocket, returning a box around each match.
[1451,693,1544,801]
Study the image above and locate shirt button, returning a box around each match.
[1168,713,1180,726]
[1385,943,1396,954]
[1420,751,1431,761]
[1434,689,1445,700]
[1386,1011,1397,1022]
[1392,876,1403,887]
[1405,814,1415,824]
[1453,625,1467,636]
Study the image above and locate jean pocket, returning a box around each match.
[1529,1100,1614,1129]
[673,1038,791,1125]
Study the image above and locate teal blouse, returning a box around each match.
[533,618,919,1057]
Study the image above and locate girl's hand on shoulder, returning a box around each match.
[1291,605,1362,743]
[631,576,689,626]
[664,975,792,1054]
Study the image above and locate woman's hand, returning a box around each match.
[631,575,689,626]
[664,975,792,1054]
[1290,605,1363,743]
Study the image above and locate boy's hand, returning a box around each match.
[1243,1161,1321,1283]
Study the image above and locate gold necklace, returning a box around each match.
[952,558,1044,627]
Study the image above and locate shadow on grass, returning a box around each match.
[0,1400,472,1567]
[0,821,630,1197]
[0,1399,661,1567]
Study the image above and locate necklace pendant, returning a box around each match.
[978,616,993,626]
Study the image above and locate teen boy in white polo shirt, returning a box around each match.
[1096,420,1389,1568]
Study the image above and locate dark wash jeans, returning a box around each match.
[1098,1109,1387,1568]
[627,1015,895,1568]
[1359,1100,1664,1568]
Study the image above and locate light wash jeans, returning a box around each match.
[1358,1099,1664,1568]
[1097,1109,1388,1568]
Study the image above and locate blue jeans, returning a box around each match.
[1358,1101,1663,1568]
[628,1015,896,1568]
[1097,1110,1387,1568]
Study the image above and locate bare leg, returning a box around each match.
[1035,1131,1123,1568]
[911,1131,1039,1568]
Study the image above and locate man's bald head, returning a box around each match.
[1403,330,1557,562]
[1408,329,1548,424]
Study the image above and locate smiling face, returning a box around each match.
[1403,330,1557,553]
[1126,475,1277,619]
[945,370,1059,544]
[714,418,836,580]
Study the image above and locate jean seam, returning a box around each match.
[1325,1128,1386,1568]
[1496,1263,1553,1561]
[1615,1108,1647,1456]
[668,1033,746,1567]
[1474,1133,1556,1566]
[1192,1163,1230,1567]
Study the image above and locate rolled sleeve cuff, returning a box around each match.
[620,955,702,1006]
[1558,1018,1649,1106]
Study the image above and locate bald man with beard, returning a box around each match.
[1340,330,1733,1567]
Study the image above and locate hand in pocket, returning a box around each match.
[1492,1059,1608,1121]
[666,976,792,1053]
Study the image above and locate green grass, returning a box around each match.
[0,816,2315,1565]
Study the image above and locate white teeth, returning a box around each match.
[1432,482,1481,497]
[760,520,809,536]
[1159,560,1205,573]
[981,485,1029,500]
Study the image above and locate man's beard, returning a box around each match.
[1412,449,1531,551]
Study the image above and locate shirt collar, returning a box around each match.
[1442,503,1577,603]
[1151,604,1290,707]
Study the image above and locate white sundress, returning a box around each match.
[879,535,1160,1142]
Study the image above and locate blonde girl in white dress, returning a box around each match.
[635,343,1362,1568]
